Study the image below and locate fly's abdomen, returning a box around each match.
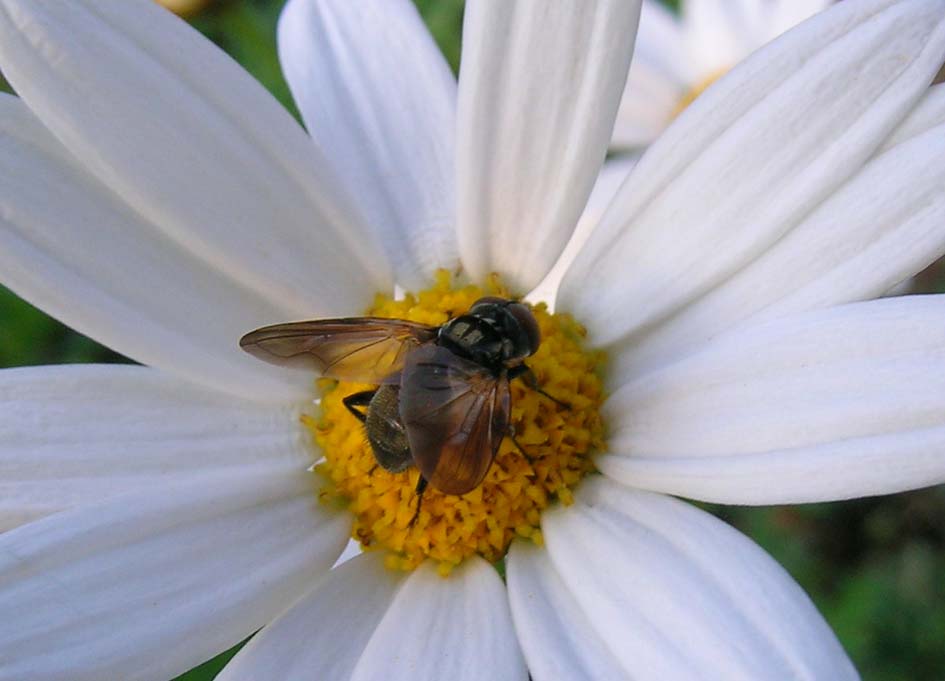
[365,384,413,473]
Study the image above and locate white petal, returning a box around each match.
[456,0,642,293]
[880,82,945,150]
[633,0,690,84]
[0,95,314,401]
[218,553,404,681]
[610,69,681,150]
[0,467,349,681]
[0,364,312,532]
[737,114,945,320]
[527,157,637,307]
[278,0,457,290]
[601,296,945,504]
[607,86,945,382]
[351,558,526,681]
[611,0,687,149]
[224,554,524,681]
[0,0,390,316]
[560,0,945,367]
[507,542,628,681]
[533,478,858,680]
[681,0,756,77]
[766,0,833,44]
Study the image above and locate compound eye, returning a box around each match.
[508,302,540,357]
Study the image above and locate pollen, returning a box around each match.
[308,271,606,575]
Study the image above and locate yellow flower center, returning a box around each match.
[307,271,606,575]
[671,69,728,119]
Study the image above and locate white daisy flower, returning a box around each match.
[613,0,834,149]
[0,1,944,680]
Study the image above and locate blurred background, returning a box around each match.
[1,1,943,679]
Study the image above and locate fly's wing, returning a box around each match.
[400,345,510,495]
[239,318,438,384]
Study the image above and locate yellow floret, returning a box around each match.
[308,270,606,572]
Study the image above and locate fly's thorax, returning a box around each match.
[438,297,540,369]
[310,271,606,575]
[437,314,507,370]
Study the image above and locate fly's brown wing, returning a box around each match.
[240,318,438,384]
[399,345,510,495]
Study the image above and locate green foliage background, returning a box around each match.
[1,1,943,679]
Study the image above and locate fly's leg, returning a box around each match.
[342,390,377,423]
[506,423,536,464]
[509,365,571,410]
[408,476,428,528]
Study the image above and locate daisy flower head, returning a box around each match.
[613,0,833,149]
[0,1,944,680]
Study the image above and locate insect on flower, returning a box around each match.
[241,297,567,518]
